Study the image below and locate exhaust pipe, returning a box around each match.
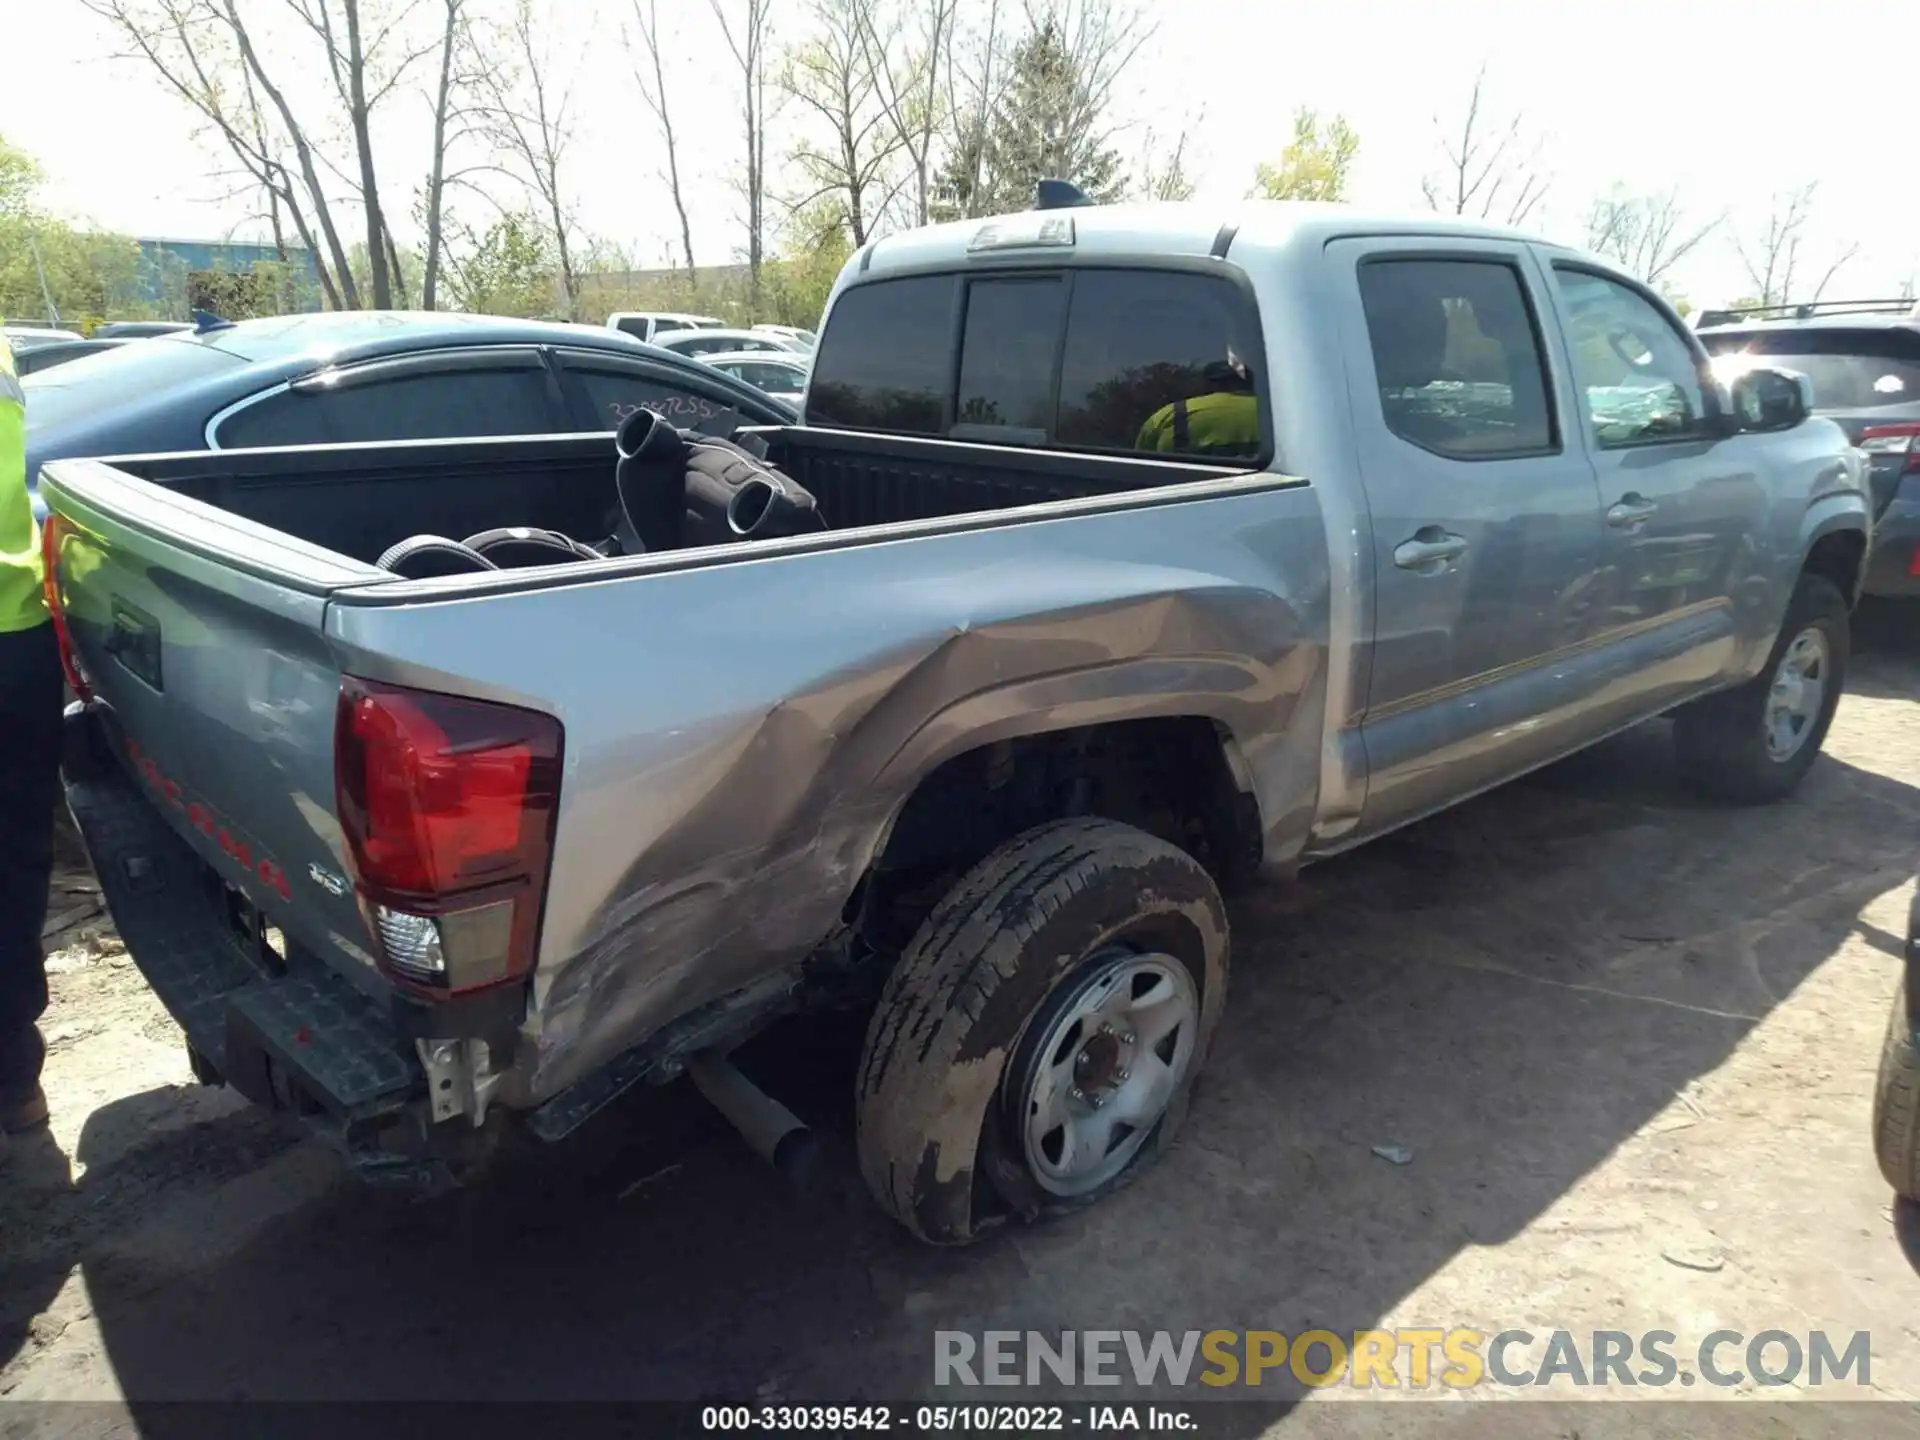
[687,1051,819,1186]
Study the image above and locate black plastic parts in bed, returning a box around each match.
[372,408,829,580]
[614,406,827,552]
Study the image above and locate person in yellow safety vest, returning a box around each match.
[0,334,60,1152]
[1134,349,1261,457]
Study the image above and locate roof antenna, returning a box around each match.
[1036,178,1091,211]
[192,308,236,334]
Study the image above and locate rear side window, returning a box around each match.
[1358,258,1556,459]
[809,267,1266,460]
[216,363,557,448]
[563,362,753,435]
[806,275,955,434]
[1057,270,1264,457]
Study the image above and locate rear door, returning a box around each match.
[1542,264,1762,713]
[1327,238,1608,833]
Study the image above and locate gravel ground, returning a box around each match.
[2,603,1918,1436]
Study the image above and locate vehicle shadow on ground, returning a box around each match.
[24,649,1920,1423]
[1849,599,1920,699]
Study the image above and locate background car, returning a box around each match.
[605,311,725,343]
[648,326,807,358]
[5,323,85,352]
[752,323,816,349]
[12,337,133,376]
[23,310,796,516]
[698,349,809,406]
[91,320,196,338]
[1696,299,1920,599]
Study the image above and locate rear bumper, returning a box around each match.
[61,705,442,1184]
[1865,499,1920,598]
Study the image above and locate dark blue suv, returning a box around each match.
[1696,300,1920,600]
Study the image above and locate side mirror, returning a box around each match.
[1727,365,1812,434]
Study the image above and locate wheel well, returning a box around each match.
[1804,529,1866,604]
[851,718,1262,954]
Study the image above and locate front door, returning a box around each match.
[1539,263,1765,718]
[1327,238,1607,834]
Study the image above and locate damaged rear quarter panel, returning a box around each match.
[323,478,1331,1102]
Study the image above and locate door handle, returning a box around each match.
[1607,494,1659,528]
[1393,528,1469,574]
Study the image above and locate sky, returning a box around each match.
[9,0,1919,310]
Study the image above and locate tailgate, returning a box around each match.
[39,456,390,994]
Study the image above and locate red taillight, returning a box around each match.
[39,514,93,701]
[334,677,562,995]
[1859,423,1920,474]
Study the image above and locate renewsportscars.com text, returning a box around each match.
[933,1328,1873,1390]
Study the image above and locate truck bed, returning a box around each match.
[97,425,1244,568]
[41,421,1318,1147]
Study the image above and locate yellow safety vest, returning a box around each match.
[0,339,45,633]
[1135,389,1261,456]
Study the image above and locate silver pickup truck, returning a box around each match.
[40,198,1872,1246]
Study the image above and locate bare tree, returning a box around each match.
[1734,184,1859,307]
[84,0,360,307]
[629,0,698,277]
[418,0,466,308]
[779,0,905,246]
[937,0,1002,221]
[1584,187,1721,287]
[415,0,500,309]
[1133,119,1197,203]
[864,0,959,227]
[710,0,776,312]
[219,0,364,305]
[471,0,585,319]
[1420,63,1549,227]
[279,0,440,308]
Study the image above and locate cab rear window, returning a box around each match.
[806,267,1267,462]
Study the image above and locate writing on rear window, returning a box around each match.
[807,268,1267,461]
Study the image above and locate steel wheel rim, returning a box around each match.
[1012,948,1200,1199]
[1765,626,1829,762]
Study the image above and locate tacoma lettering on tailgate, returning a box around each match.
[125,736,293,902]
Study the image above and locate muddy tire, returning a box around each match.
[855,817,1229,1246]
[1875,979,1920,1200]
[1673,574,1848,804]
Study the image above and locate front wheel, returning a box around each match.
[854,818,1229,1246]
[1673,574,1849,804]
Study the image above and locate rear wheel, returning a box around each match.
[855,817,1229,1246]
[1673,574,1848,803]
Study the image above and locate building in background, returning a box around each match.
[134,238,324,318]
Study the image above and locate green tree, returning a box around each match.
[934,17,1127,220]
[1251,109,1359,202]
[0,133,144,327]
[761,199,854,329]
[443,212,555,317]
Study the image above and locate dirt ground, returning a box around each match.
[4,605,1920,1433]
